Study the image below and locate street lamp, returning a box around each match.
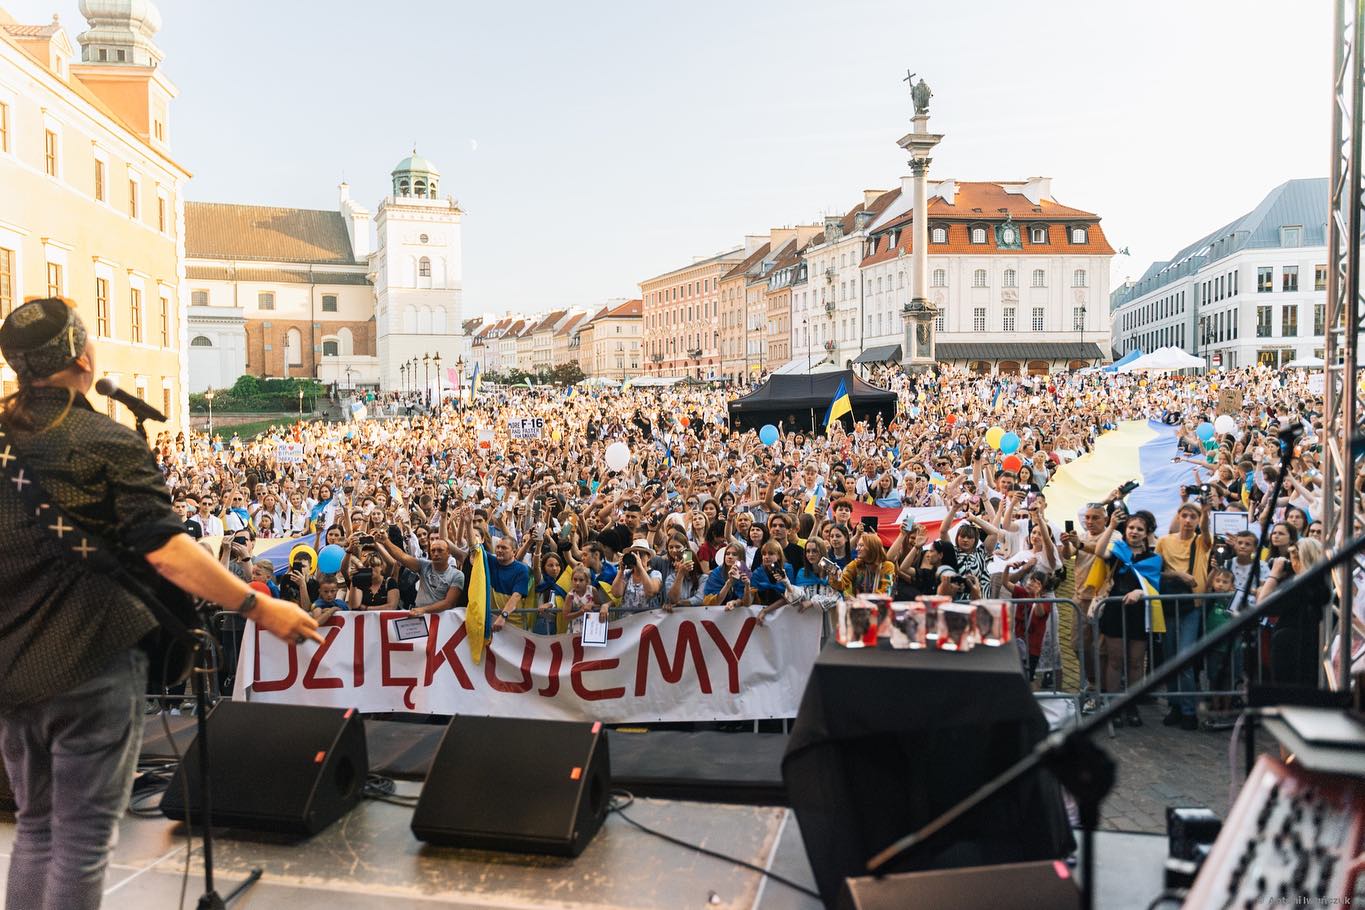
[433,351,442,407]
[204,387,215,436]
[399,362,406,392]
[410,357,418,396]
[423,352,431,408]
[297,388,305,420]
[344,366,355,394]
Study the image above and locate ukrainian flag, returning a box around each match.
[465,544,494,664]
[1082,538,1166,633]
[824,378,852,431]
[469,362,482,400]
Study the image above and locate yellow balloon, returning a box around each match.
[985,426,1005,450]
[1210,383,1218,392]
[1139,379,1148,387]
[551,429,562,442]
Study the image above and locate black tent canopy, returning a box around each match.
[727,370,899,434]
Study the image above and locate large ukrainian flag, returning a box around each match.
[465,544,494,664]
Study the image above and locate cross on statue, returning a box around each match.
[11,469,29,492]
[903,70,932,117]
[0,445,13,468]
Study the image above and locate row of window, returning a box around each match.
[925,224,1088,246]
[99,375,173,424]
[1126,324,1187,352]
[1122,290,1187,332]
[0,100,173,235]
[932,267,1062,289]
[189,289,340,312]
[1256,265,1327,293]
[647,277,716,307]
[0,247,171,345]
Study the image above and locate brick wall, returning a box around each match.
[244,318,376,377]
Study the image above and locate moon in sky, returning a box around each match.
[469,139,478,152]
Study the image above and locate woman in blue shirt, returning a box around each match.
[702,543,751,609]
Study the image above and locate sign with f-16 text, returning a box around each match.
[233,607,822,723]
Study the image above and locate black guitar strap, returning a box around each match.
[0,425,196,646]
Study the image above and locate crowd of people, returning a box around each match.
[152,362,1356,729]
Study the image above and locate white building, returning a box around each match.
[1111,178,1329,370]
[186,151,465,395]
[854,178,1114,374]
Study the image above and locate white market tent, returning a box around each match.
[1283,356,1326,369]
[623,376,685,387]
[1115,346,1205,373]
[578,377,621,388]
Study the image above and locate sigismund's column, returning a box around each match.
[899,73,944,371]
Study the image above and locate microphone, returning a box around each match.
[95,377,167,424]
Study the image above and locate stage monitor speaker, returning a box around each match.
[161,701,367,836]
[411,716,609,857]
[838,860,1081,910]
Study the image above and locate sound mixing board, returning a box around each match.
[1183,755,1364,908]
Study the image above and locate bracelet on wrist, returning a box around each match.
[237,591,258,615]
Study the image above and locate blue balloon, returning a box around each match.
[759,424,779,446]
[317,544,346,575]
[1196,421,1215,441]
[999,431,1021,455]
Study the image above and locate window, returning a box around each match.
[157,194,166,232]
[1314,264,1327,291]
[973,268,987,288]
[322,294,338,312]
[418,257,431,278]
[931,226,948,244]
[0,247,12,319]
[44,130,57,176]
[1031,269,1046,288]
[1282,305,1298,337]
[286,327,302,366]
[1256,305,1272,337]
[1282,266,1298,292]
[128,178,139,219]
[932,268,946,287]
[1314,303,1325,335]
[94,158,105,201]
[162,387,172,419]
[1003,268,1016,288]
[973,307,987,332]
[257,292,274,310]
[0,101,8,153]
[95,277,109,335]
[46,261,62,297]
[1072,269,1087,287]
[935,311,944,331]
[191,289,208,307]
[1032,307,1045,332]
[970,226,987,244]
[1002,307,1016,332]
[159,295,169,346]
[1257,267,1273,292]
[129,288,142,343]
[1030,226,1047,244]
[190,335,212,347]
[1070,226,1088,244]
[1073,306,1086,331]
[1280,225,1303,247]
[322,340,338,356]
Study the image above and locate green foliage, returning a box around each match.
[484,362,585,386]
[190,376,324,413]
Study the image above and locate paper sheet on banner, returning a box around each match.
[234,607,823,724]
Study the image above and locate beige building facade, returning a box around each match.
[639,248,741,379]
[585,299,641,380]
[0,3,191,430]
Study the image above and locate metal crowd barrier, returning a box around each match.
[1085,592,1259,728]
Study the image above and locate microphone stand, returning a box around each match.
[126,413,263,907]
[866,426,1329,910]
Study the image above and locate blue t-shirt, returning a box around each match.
[486,558,531,597]
[313,597,349,611]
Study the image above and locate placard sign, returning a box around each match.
[509,417,544,439]
[275,442,305,463]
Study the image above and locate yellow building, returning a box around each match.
[584,299,641,381]
[0,2,190,431]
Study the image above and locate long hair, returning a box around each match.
[0,383,75,432]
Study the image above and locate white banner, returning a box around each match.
[233,607,822,723]
[275,442,305,463]
[508,416,544,439]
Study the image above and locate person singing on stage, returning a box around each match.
[0,298,322,910]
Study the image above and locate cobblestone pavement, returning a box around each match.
[1095,701,1277,833]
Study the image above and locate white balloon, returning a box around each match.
[604,442,630,472]
[1213,414,1237,436]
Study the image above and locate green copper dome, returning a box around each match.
[391,149,441,198]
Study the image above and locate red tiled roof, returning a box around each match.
[862,218,1115,266]
[555,312,586,336]
[602,298,642,318]
[531,309,567,333]
[721,243,771,281]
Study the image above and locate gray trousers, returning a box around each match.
[0,648,148,910]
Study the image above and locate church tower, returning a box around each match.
[374,150,464,394]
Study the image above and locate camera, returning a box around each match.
[1117,479,1141,496]
[292,557,308,572]
[1182,484,1211,498]
[1211,539,1235,566]
[358,534,375,547]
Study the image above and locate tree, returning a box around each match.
[545,362,585,385]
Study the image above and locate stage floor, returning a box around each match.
[0,788,1166,910]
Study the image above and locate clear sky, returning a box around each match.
[9,0,1332,317]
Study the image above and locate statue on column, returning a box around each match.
[904,70,932,116]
